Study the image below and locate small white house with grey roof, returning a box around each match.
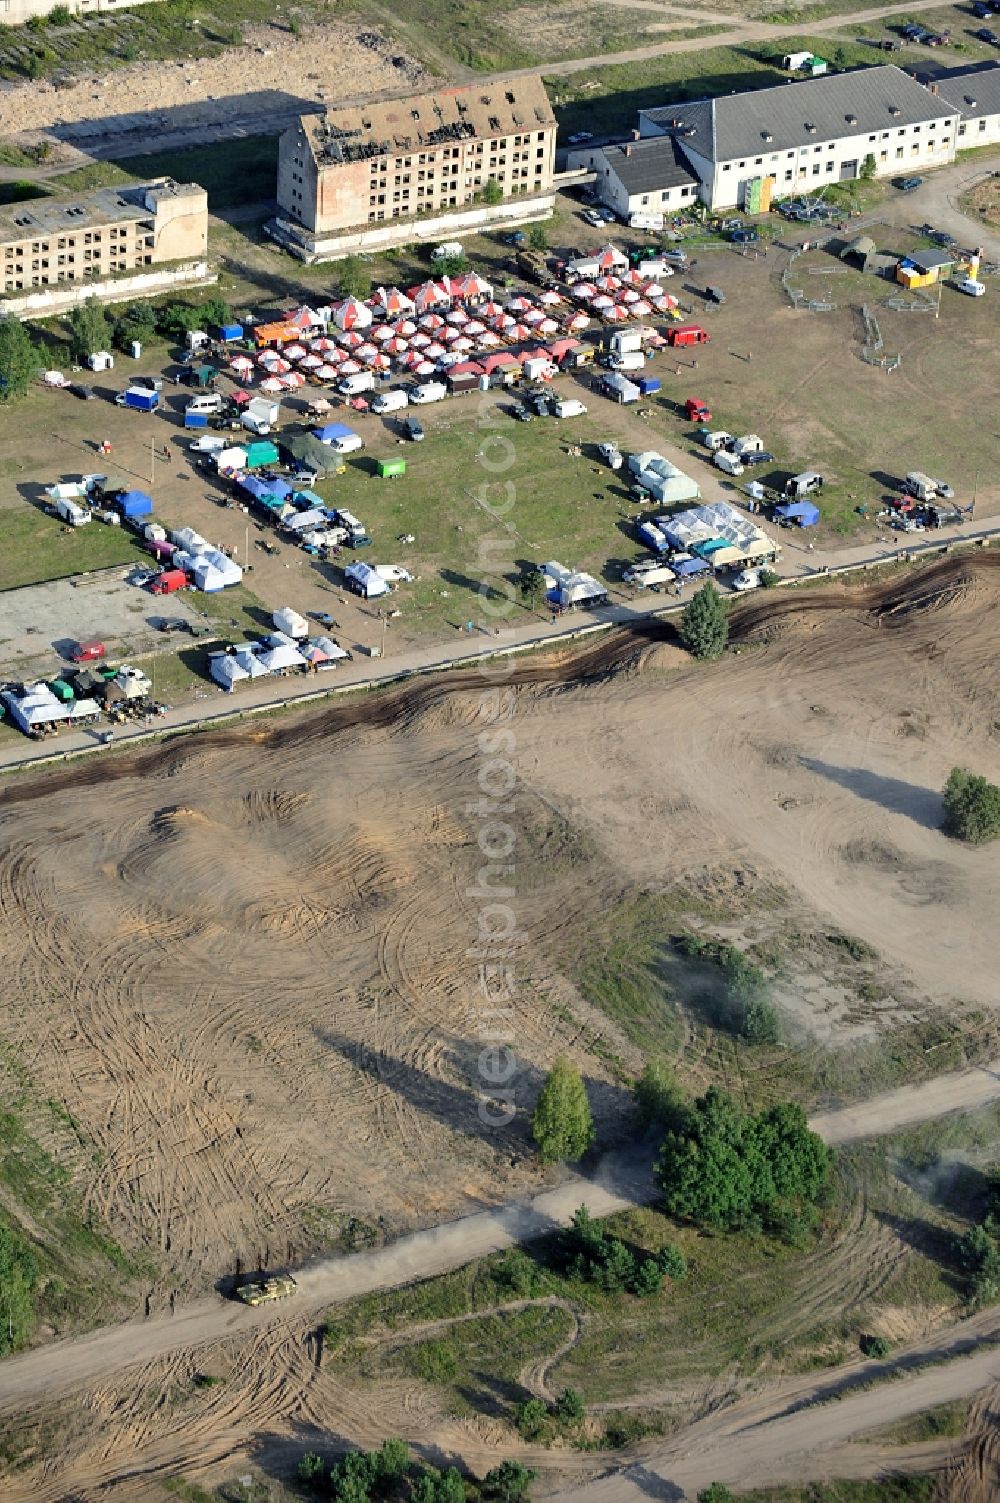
[566,135,700,219]
[639,65,959,210]
[936,63,1000,148]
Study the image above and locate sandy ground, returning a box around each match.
[1,556,1000,1496]
[0,20,426,141]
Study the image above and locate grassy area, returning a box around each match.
[323,1139,958,1412]
[863,1398,968,1446]
[307,411,650,641]
[0,504,145,592]
[0,0,314,83]
[335,1303,576,1421]
[0,1047,144,1363]
[546,40,926,138]
[740,1481,937,1502]
[47,136,280,214]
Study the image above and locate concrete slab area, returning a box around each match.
[0,570,205,675]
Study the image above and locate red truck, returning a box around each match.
[685,397,712,423]
[149,567,189,596]
[668,324,710,348]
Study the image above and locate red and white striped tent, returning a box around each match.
[334,297,372,331]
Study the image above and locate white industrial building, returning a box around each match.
[573,65,962,214]
[937,63,1000,149]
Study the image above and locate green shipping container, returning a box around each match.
[244,441,280,469]
[376,458,407,479]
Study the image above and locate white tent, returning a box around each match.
[256,639,308,672]
[2,684,72,735]
[209,653,250,692]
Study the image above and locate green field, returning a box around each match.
[546,37,928,137]
[46,136,280,214]
[0,504,145,592]
[308,410,649,639]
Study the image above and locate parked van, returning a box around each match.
[714,449,744,476]
[339,372,377,397]
[609,351,645,373]
[372,388,409,414]
[410,381,447,405]
[186,393,223,415]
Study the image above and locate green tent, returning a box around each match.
[376,458,406,479]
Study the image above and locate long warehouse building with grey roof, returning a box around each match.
[571,64,960,213]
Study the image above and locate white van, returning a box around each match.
[372,388,409,414]
[553,399,587,418]
[714,449,744,476]
[609,351,645,373]
[186,393,223,415]
[410,381,447,405]
[339,372,377,396]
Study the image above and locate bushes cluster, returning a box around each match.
[561,1205,686,1297]
[674,936,782,1045]
[655,1087,831,1235]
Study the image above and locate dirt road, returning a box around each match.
[3,1047,1000,1424]
[549,1314,1000,1499]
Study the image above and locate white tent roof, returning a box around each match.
[209,654,250,690]
[257,641,307,672]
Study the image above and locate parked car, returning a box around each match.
[895,176,924,192]
[70,639,106,663]
[69,383,96,400]
[402,416,425,441]
[956,277,986,296]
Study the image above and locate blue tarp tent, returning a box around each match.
[774,501,820,527]
[673,554,711,578]
[119,490,153,518]
[313,422,357,445]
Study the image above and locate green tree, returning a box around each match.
[66,295,110,364]
[518,561,546,612]
[527,222,549,251]
[375,1437,410,1480]
[434,1466,466,1503]
[0,315,40,402]
[531,1058,594,1163]
[629,1256,663,1297]
[656,1244,687,1282]
[655,1088,831,1231]
[634,1061,685,1132]
[483,1459,536,1502]
[296,1451,326,1488]
[678,582,728,660]
[433,252,468,277]
[943,767,1000,845]
[516,1397,550,1440]
[554,1386,584,1425]
[860,152,878,179]
[338,254,372,300]
[481,177,504,205]
[0,1223,39,1354]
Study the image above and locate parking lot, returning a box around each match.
[0,571,206,677]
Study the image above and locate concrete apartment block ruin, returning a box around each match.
[269,77,557,262]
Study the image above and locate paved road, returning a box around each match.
[2,1059,1000,1422]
